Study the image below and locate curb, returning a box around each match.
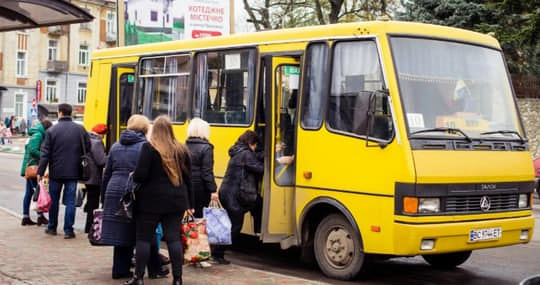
[0,145,24,154]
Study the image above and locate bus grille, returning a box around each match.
[445,194,519,213]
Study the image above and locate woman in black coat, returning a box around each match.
[215,130,264,263]
[101,115,149,280]
[185,118,217,218]
[126,115,194,285]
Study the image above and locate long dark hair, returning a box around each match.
[150,115,189,186]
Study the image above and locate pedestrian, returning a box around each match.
[127,115,194,285]
[19,117,27,136]
[101,115,149,280]
[215,130,264,264]
[0,122,6,145]
[37,103,91,239]
[11,116,17,135]
[185,118,219,267]
[82,123,108,233]
[20,120,53,226]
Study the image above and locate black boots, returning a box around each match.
[124,277,143,285]
[21,217,36,226]
[37,216,48,226]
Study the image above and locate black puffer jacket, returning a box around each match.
[186,137,217,217]
[218,142,264,212]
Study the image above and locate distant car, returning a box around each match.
[534,156,540,197]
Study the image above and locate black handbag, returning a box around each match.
[236,152,258,208]
[79,131,91,181]
[115,173,140,221]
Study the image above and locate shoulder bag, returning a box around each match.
[24,159,38,179]
[79,131,91,181]
[236,152,258,208]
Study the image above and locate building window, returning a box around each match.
[106,12,116,37]
[48,40,58,61]
[79,45,89,66]
[77,82,87,104]
[46,80,58,103]
[151,11,158,22]
[14,93,26,118]
[16,51,27,77]
[80,8,91,30]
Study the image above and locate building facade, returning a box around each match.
[0,0,116,123]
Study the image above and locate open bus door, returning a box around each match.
[260,56,300,243]
[106,65,135,150]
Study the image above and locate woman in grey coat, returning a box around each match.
[83,124,108,233]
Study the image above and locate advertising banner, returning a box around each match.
[185,0,230,39]
[121,0,230,46]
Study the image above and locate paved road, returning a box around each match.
[1,151,539,284]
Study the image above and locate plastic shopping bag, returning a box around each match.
[30,182,40,212]
[36,177,51,212]
[88,209,105,246]
[181,212,211,264]
[203,200,232,245]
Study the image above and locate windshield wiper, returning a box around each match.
[480,130,525,143]
[410,127,472,142]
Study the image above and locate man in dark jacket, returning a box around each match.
[37,103,91,239]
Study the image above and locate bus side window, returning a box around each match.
[194,49,256,125]
[301,43,328,129]
[139,55,190,123]
[327,40,384,137]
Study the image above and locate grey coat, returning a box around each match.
[82,132,107,186]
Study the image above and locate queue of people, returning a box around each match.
[19,104,268,285]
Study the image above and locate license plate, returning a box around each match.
[469,227,502,242]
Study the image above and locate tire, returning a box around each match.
[422,251,472,269]
[313,214,365,280]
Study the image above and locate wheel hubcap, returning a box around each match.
[325,227,354,268]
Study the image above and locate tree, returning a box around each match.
[398,0,540,76]
[242,0,398,31]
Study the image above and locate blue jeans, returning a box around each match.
[23,178,40,217]
[48,179,77,235]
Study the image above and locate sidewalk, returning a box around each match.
[0,136,26,154]
[0,207,327,285]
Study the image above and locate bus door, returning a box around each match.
[261,56,300,242]
[107,65,135,149]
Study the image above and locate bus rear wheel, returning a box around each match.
[422,251,472,269]
[314,214,365,280]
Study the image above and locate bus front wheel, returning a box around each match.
[314,214,365,280]
[422,251,472,268]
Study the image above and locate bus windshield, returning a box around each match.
[390,37,522,140]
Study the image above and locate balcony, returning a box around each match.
[106,33,116,43]
[47,60,67,73]
[48,26,66,36]
[79,23,91,31]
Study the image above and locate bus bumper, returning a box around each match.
[392,214,534,256]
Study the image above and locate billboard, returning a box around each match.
[121,0,230,46]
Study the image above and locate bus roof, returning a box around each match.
[91,21,500,60]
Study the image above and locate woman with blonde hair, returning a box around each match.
[126,115,193,285]
[102,114,150,280]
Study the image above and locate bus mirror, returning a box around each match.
[367,90,394,147]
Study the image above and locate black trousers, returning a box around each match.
[213,196,262,258]
[84,184,101,233]
[135,212,183,279]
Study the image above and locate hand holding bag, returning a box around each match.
[181,212,211,264]
[36,178,51,212]
[203,199,232,245]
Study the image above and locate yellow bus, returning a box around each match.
[84,21,535,280]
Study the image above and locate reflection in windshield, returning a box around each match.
[390,37,522,139]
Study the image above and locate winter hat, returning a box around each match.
[92,124,108,135]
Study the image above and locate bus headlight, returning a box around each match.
[418,198,440,213]
[518,194,528,208]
